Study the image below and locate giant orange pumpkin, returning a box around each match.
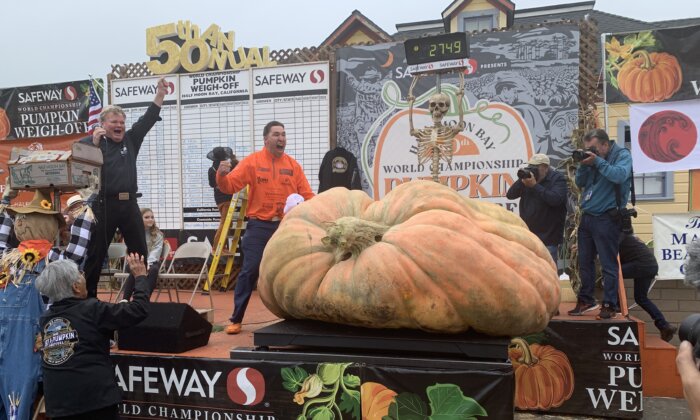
[617,51,682,103]
[258,180,560,336]
[361,382,397,420]
[0,107,10,140]
[509,338,574,410]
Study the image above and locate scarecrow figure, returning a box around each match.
[0,189,93,420]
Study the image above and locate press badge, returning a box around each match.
[584,190,592,201]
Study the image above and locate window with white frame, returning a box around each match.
[619,122,673,200]
[458,10,497,32]
[463,15,493,32]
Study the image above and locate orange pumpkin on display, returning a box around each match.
[0,107,10,140]
[509,337,574,410]
[617,51,682,102]
[258,180,560,336]
[361,382,397,420]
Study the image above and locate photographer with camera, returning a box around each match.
[568,128,632,320]
[506,154,567,264]
[677,240,700,418]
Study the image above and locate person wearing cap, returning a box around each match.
[506,153,567,264]
[78,77,168,298]
[217,121,314,334]
[569,128,632,320]
[207,146,238,250]
[0,189,94,420]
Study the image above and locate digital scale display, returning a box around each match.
[404,32,470,66]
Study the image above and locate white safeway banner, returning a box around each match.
[652,213,700,279]
[630,99,700,174]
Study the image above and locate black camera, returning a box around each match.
[619,207,638,234]
[680,314,700,359]
[572,146,599,162]
[517,166,537,180]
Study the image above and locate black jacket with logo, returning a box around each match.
[39,276,150,417]
[318,147,362,193]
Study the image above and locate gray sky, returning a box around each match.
[1,0,698,89]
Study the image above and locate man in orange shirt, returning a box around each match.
[217,121,314,334]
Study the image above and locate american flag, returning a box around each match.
[87,80,102,135]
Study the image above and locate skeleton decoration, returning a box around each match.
[408,72,466,182]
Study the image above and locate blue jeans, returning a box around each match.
[622,262,669,328]
[0,263,45,420]
[578,213,622,306]
[230,219,280,324]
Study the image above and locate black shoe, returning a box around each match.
[596,303,618,320]
[660,325,677,342]
[568,301,599,316]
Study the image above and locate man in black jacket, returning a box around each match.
[79,77,168,297]
[506,153,568,264]
[36,254,150,419]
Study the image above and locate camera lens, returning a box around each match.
[679,313,700,343]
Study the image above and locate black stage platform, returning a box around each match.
[247,319,511,361]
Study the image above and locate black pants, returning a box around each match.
[121,261,159,301]
[84,197,148,298]
[53,404,120,420]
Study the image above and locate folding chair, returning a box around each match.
[99,242,127,302]
[156,241,213,319]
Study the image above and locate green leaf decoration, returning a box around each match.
[281,366,309,392]
[387,393,428,420]
[636,31,656,48]
[610,75,619,90]
[339,389,361,419]
[309,405,334,420]
[343,374,361,388]
[317,363,342,385]
[623,33,639,47]
[426,384,487,419]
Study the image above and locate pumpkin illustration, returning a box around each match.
[617,51,682,103]
[509,337,574,410]
[0,107,10,140]
[361,382,397,420]
[258,180,560,336]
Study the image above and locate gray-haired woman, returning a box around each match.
[36,254,151,420]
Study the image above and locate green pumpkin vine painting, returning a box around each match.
[282,362,487,419]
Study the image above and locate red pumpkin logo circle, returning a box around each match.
[638,110,697,162]
[227,367,265,406]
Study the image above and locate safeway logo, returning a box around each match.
[310,69,325,84]
[64,86,78,101]
[165,81,175,95]
[227,367,265,406]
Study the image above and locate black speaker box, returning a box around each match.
[118,302,212,353]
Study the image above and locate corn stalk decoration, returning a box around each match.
[561,103,599,293]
